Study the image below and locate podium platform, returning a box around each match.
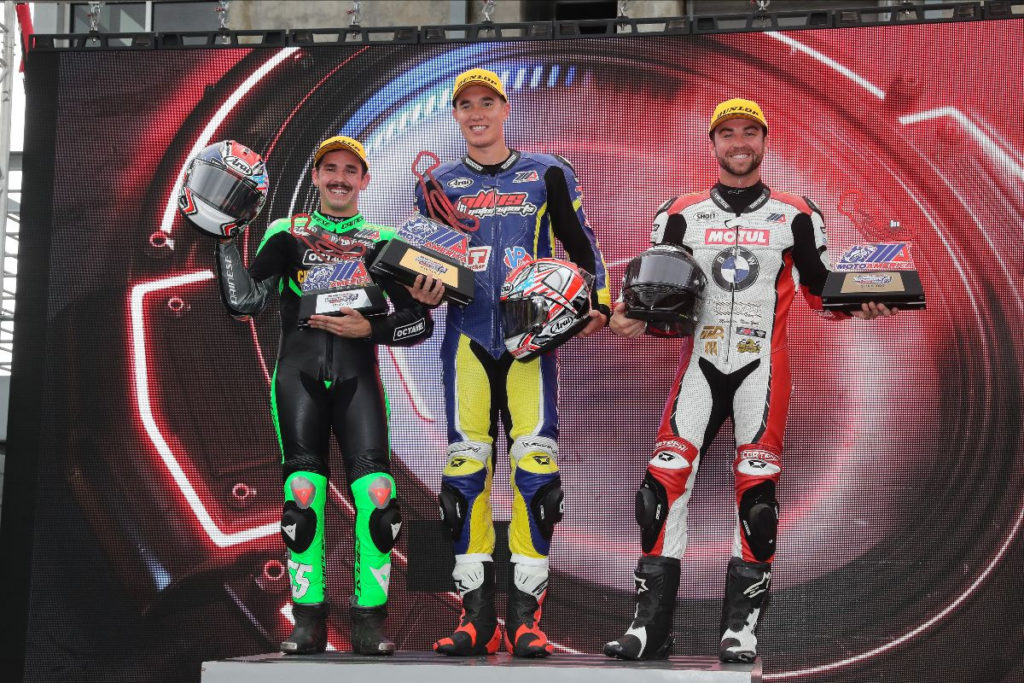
[201,651,761,683]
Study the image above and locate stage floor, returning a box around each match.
[201,651,761,683]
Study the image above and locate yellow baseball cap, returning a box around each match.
[451,68,508,105]
[708,98,768,136]
[314,135,368,170]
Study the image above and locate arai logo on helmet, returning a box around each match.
[548,314,576,335]
[224,155,253,175]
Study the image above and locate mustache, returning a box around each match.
[326,183,353,192]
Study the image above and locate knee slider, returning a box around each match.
[281,501,318,553]
[636,471,669,554]
[529,478,564,541]
[369,499,402,553]
[739,481,779,562]
[438,483,468,541]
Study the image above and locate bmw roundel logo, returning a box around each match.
[712,247,760,291]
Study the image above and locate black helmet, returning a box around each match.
[621,245,707,336]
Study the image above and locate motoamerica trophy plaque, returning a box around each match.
[822,242,926,311]
[370,214,475,306]
[370,150,478,306]
[298,258,387,326]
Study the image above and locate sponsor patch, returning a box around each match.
[694,211,717,222]
[513,170,540,183]
[705,228,770,246]
[394,319,426,341]
[700,325,724,339]
[503,246,531,270]
[765,212,786,224]
[736,326,767,338]
[739,448,780,464]
[737,338,761,353]
[457,190,538,217]
[704,341,719,356]
[466,246,491,272]
[712,247,760,291]
[447,177,473,189]
[649,441,695,470]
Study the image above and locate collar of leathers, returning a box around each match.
[311,210,365,233]
[463,149,521,175]
[709,184,771,214]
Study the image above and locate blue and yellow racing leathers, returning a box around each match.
[415,150,609,569]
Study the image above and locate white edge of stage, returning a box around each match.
[201,652,761,683]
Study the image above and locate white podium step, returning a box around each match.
[202,651,761,683]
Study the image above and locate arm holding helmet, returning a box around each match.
[610,197,690,339]
[543,160,610,335]
[215,221,290,319]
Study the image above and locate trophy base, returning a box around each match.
[821,270,926,312]
[298,285,387,326]
[371,239,474,307]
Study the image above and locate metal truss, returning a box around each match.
[0,1,15,377]
[25,0,1024,51]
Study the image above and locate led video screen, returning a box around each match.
[11,18,1024,683]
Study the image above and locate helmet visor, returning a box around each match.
[187,161,263,221]
[502,297,550,337]
[626,251,702,288]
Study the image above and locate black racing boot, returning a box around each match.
[719,557,771,663]
[350,601,396,655]
[280,602,328,655]
[504,561,553,658]
[433,560,501,656]
[603,555,680,660]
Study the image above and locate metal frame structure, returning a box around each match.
[24,0,1024,50]
[0,1,16,377]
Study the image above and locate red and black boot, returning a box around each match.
[433,560,502,656]
[504,560,554,658]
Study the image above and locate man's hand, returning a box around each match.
[406,274,445,307]
[308,308,372,338]
[576,309,608,338]
[850,301,898,320]
[609,302,645,338]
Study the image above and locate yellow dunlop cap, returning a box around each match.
[314,135,368,170]
[451,68,508,105]
[708,98,768,136]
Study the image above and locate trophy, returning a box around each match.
[369,151,478,306]
[822,242,926,311]
[298,258,387,325]
[287,214,387,326]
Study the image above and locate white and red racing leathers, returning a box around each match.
[641,182,849,565]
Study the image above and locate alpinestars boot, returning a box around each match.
[719,557,771,663]
[603,555,680,660]
[433,560,501,656]
[350,601,396,655]
[504,560,554,658]
[280,602,328,655]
